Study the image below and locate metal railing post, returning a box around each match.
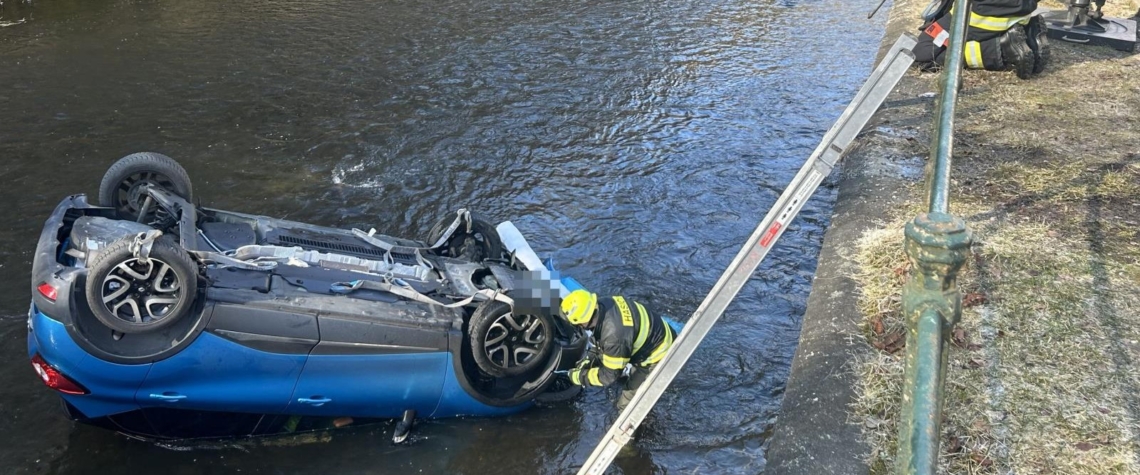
[896,213,971,473]
[895,0,974,473]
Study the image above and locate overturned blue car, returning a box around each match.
[27,153,586,441]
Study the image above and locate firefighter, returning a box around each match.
[913,0,1050,79]
[561,289,677,411]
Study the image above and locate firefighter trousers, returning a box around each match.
[914,14,1006,71]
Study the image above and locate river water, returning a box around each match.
[0,0,885,473]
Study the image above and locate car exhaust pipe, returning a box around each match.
[392,409,416,444]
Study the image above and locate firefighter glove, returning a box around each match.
[568,359,591,385]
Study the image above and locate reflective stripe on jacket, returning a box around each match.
[946,0,1038,41]
[967,11,1032,31]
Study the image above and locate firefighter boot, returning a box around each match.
[1025,15,1050,74]
[999,25,1036,80]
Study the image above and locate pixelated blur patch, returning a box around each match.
[509,269,563,317]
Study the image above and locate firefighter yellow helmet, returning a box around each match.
[560,289,598,326]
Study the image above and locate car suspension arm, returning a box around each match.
[330,278,515,309]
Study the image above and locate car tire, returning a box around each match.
[426,212,503,262]
[85,235,198,334]
[98,152,193,221]
[469,300,554,378]
[534,375,582,404]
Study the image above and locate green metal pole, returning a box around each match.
[928,0,972,214]
[897,214,971,475]
[904,309,948,470]
[896,0,974,473]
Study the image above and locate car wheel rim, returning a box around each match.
[484,313,547,370]
[100,257,183,325]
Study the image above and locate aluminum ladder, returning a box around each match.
[576,33,918,475]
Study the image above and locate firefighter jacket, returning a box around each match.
[966,0,1040,41]
[971,0,1038,18]
[927,0,1040,42]
[569,296,676,387]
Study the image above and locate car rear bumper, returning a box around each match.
[30,194,106,324]
[28,309,151,418]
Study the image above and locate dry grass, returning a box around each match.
[849,1,1140,473]
[852,196,1140,474]
[985,161,1140,203]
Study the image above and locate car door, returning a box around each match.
[285,314,449,418]
[134,304,317,415]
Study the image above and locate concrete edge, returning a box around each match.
[764,0,933,473]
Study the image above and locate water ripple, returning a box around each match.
[0,0,886,473]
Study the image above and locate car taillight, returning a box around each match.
[30,354,88,395]
[37,282,57,301]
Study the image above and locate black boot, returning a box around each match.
[1025,15,1050,74]
[999,25,1036,80]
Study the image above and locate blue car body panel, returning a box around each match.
[285,352,448,418]
[134,332,306,414]
[29,311,151,418]
[560,276,585,293]
[28,275,589,423]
